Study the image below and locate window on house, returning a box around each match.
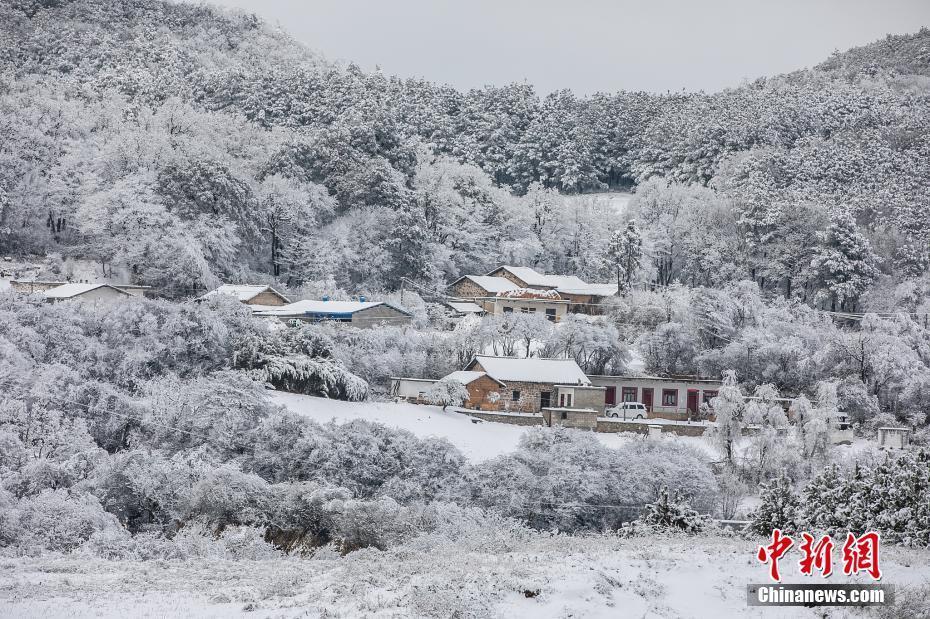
[512,390,521,402]
[621,387,637,402]
[545,308,556,322]
[503,306,513,313]
[702,390,718,404]
[527,307,536,313]
[661,389,678,407]
[540,391,551,408]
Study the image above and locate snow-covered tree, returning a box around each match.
[709,370,744,464]
[605,219,643,292]
[426,378,469,411]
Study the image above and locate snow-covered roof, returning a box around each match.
[557,283,619,297]
[468,356,591,385]
[491,266,588,290]
[453,275,519,294]
[442,370,505,387]
[445,301,485,314]
[200,284,290,304]
[44,283,130,299]
[254,299,412,317]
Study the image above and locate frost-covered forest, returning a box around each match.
[2,0,930,307]
[3,0,930,615]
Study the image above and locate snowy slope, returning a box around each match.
[2,535,927,618]
[270,392,714,461]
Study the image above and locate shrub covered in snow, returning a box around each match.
[425,377,469,410]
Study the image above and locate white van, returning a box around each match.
[606,402,647,420]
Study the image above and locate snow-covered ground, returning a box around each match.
[2,534,926,618]
[271,392,718,461]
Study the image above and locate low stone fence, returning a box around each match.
[596,418,708,437]
[461,410,544,426]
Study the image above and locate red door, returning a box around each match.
[641,388,653,412]
[686,389,699,416]
[605,386,616,406]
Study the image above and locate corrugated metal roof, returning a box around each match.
[254,299,412,317]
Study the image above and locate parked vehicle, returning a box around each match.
[607,402,647,420]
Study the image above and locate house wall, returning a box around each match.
[487,298,567,322]
[391,378,437,399]
[450,279,492,299]
[555,385,606,414]
[248,290,288,306]
[350,305,412,328]
[10,281,66,294]
[589,375,723,420]
[460,374,508,410]
[115,286,149,298]
[542,408,599,431]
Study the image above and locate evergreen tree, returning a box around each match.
[605,219,643,293]
[811,211,880,311]
[638,486,705,533]
[750,474,800,536]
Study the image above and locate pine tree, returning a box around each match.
[605,219,643,293]
[810,210,880,311]
[799,464,850,536]
[639,486,705,533]
[750,474,800,536]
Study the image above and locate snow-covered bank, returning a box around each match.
[2,535,927,618]
[271,392,720,461]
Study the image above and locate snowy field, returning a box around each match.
[2,534,927,618]
[270,392,718,461]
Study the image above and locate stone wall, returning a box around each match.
[450,278,491,299]
[499,379,556,413]
[463,410,543,426]
[543,408,599,431]
[596,419,708,437]
[248,290,288,306]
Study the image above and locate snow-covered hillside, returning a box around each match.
[3,534,927,618]
[271,392,717,461]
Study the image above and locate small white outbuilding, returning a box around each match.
[877,427,910,450]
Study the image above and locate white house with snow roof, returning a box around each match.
[43,283,132,304]
[254,299,412,328]
[199,284,290,308]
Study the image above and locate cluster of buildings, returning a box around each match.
[448,265,618,321]
[392,355,720,421]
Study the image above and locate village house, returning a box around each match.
[487,265,618,314]
[447,274,569,321]
[390,355,606,414]
[11,280,151,298]
[588,374,724,421]
[254,299,413,328]
[449,266,618,317]
[199,284,290,307]
[42,283,132,304]
[459,355,604,414]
